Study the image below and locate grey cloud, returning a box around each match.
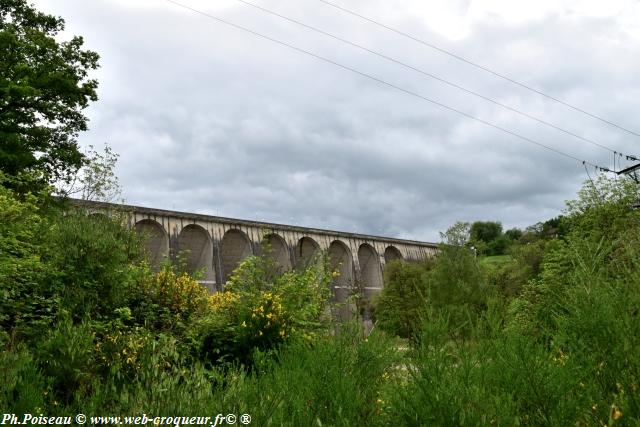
[31,0,640,241]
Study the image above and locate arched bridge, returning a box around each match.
[76,200,437,316]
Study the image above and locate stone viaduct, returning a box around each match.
[76,200,438,318]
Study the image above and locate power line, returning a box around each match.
[232,0,636,160]
[164,0,614,173]
[315,0,640,139]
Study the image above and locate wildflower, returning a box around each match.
[611,405,622,420]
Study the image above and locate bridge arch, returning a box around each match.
[329,240,354,319]
[135,219,169,272]
[178,224,215,288]
[358,243,383,323]
[221,229,253,283]
[261,233,291,273]
[384,245,403,264]
[296,236,320,268]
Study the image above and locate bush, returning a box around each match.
[128,267,211,332]
[35,319,96,404]
[377,222,489,341]
[484,240,549,298]
[375,259,433,339]
[0,183,53,340]
[40,209,144,321]
[212,325,400,426]
[0,348,48,414]
[191,255,333,368]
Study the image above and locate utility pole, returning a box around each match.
[616,159,640,209]
[617,162,640,183]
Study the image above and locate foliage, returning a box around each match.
[469,220,523,256]
[220,326,400,426]
[130,267,211,332]
[484,240,549,298]
[192,254,333,368]
[376,222,489,340]
[0,179,51,339]
[470,220,502,244]
[40,209,144,321]
[35,319,96,404]
[504,227,523,241]
[3,168,640,426]
[0,0,99,190]
[57,143,122,202]
[0,347,48,414]
[375,259,433,339]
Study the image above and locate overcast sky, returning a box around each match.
[32,0,640,242]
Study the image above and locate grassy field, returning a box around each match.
[479,254,512,266]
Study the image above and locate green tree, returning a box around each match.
[470,221,505,255]
[376,222,488,340]
[0,0,99,189]
[58,143,122,202]
[470,221,503,244]
[505,227,522,241]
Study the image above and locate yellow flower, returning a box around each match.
[611,405,622,420]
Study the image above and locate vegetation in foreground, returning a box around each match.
[2,172,640,426]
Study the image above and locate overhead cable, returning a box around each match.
[316,0,640,139]
[233,0,636,160]
[164,0,614,173]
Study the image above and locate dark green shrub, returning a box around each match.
[376,222,489,340]
[0,348,48,414]
[40,210,144,321]
[0,183,55,340]
[375,259,433,339]
[213,325,400,426]
[35,319,96,404]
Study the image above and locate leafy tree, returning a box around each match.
[470,221,507,255]
[505,227,522,241]
[57,143,122,202]
[375,259,434,339]
[470,221,503,244]
[0,0,99,189]
[376,222,488,340]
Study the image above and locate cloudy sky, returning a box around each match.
[32,0,640,242]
